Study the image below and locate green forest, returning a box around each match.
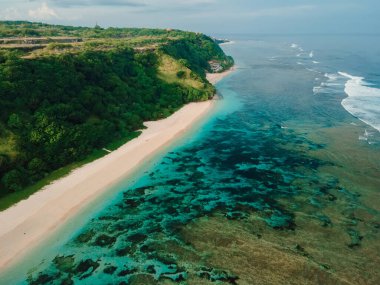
[0,21,234,207]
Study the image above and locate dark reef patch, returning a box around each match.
[26,104,344,284]
[25,75,379,285]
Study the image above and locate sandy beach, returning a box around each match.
[0,68,234,271]
[206,66,236,85]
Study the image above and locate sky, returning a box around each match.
[0,0,379,35]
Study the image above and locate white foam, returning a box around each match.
[290,43,305,52]
[358,129,376,144]
[313,86,323,94]
[309,51,314,58]
[339,71,380,132]
[268,56,279,61]
[220,40,235,46]
[313,73,344,95]
[325,73,336,80]
[312,60,319,64]
[358,135,368,141]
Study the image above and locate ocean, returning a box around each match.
[2,34,380,284]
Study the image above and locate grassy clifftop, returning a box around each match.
[0,21,233,208]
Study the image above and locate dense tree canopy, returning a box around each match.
[0,21,233,199]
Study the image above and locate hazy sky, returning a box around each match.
[0,0,379,35]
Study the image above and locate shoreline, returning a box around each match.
[0,67,235,272]
[206,66,236,85]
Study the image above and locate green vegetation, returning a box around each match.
[0,21,233,207]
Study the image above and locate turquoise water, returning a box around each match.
[2,35,380,284]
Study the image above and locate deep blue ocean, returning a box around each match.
[2,35,380,285]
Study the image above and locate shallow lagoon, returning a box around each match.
[3,35,380,285]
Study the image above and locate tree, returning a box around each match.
[7,113,22,129]
[1,169,24,192]
[0,22,232,199]
[27,158,46,173]
[176,70,186,79]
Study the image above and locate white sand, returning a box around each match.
[0,68,234,271]
[206,66,236,85]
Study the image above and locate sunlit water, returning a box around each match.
[2,35,380,285]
